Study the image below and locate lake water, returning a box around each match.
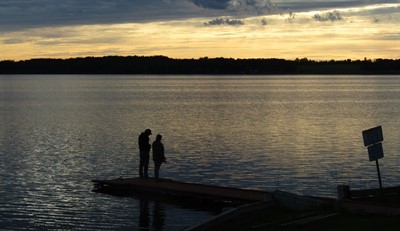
[1,75,399,230]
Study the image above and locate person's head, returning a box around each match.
[145,129,152,136]
[156,134,162,141]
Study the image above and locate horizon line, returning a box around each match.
[2,55,399,62]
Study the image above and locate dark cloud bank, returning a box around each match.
[0,0,397,31]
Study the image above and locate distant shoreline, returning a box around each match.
[1,56,399,75]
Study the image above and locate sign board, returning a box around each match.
[362,126,384,193]
[367,142,384,161]
[362,126,383,147]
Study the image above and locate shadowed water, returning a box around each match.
[1,75,399,230]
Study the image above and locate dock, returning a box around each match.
[92,177,273,204]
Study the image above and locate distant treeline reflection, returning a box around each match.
[1,56,399,74]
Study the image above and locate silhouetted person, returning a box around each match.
[138,129,152,178]
[152,134,166,179]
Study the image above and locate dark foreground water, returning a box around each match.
[1,75,399,230]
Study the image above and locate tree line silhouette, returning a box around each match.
[1,56,399,74]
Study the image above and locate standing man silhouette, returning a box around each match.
[138,129,152,178]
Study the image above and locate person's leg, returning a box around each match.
[154,162,160,178]
[143,152,150,177]
[139,151,145,177]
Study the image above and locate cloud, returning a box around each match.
[1,0,398,33]
[276,0,375,12]
[189,0,277,14]
[204,17,245,26]
[0,0,280,32]
[313,10,344,22]
[0,0,197,31]
[189,0,400,18]
[190,0,231,9]
[286,12,296,23]
[261,18,268,26]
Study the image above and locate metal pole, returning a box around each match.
[375,159,383,196]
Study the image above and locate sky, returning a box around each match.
[0,0,399,61]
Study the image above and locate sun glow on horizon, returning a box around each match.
[1,3,399,61]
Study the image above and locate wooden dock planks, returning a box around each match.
[92,177,272,203]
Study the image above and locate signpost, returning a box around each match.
[367,142,384,162]
[362,126,384,195]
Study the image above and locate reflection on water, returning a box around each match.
[0,75,399,230]
[139,198,165,231]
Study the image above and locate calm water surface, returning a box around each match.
[1,75,399,230]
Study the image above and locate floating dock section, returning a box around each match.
[92,177,272,204]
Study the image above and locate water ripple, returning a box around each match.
[1,75,399,230]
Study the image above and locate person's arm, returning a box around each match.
[161,144,166,162]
